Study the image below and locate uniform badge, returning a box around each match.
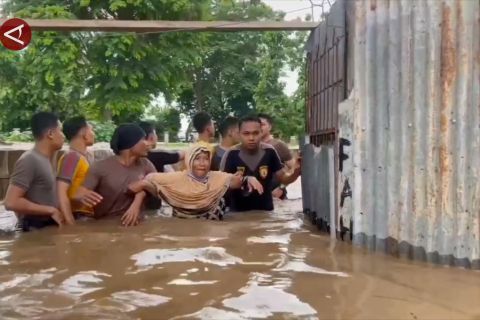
[259,165,269,179]
[237,166,245,175]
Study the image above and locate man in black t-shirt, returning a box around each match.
[138,121,184,172]
[220,116,301,212]
[138,121,185,209]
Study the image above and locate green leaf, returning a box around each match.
[110,0,127,11]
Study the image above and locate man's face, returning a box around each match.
[147,130,158,150]
[83,123,95,147]
[240,121,261,151]
[48,121,65,150]
[131,138,150,157]
[259,118,271,139]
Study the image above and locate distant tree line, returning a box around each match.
[0,0,307,141]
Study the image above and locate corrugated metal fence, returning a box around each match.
[303,0,347,234]
[304,0,480,268]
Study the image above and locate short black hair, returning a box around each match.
[63,116,88,141]
[257,113,273,125]
[138,121,155,137]
[31,112,59,140]
[219,116,239,137]
[192,112,212,133]
[239,115,262,129]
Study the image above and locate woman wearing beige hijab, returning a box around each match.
[128,145,263,220]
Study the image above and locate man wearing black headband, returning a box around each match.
[75,124,156,226]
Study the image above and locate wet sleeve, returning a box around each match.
[276,141,293,162]
[57,152,81,184]
[270,149,283,174]
[10,155,35,191]
[83,163,101,190]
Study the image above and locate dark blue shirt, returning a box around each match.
[220,143,283,211]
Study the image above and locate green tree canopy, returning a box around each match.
[0,0,307,139]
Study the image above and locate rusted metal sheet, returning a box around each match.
[305,0,346,145]
[341,0,480,268]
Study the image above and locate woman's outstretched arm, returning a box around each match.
[128,176,157,195]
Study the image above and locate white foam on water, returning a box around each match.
[178,272,317,320]
[247,234,291,245]
[59,271,111,297]
[131,247,244,267]
[208,237,227,242]
[174,307,249,320]
[222,283,317,319]
[110,290,171,312]
[168,279,218,286]
[274,261,349,277]
[0,271,54,292]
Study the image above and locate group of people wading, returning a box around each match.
[4,111,301,231]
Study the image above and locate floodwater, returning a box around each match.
[0,186,479,319]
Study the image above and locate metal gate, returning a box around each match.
[304,0,346,234]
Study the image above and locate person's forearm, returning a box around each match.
[6,198,54,216]
[58,193,75,224]
[285,159,296,172]
[129,191,146,211]
[228,174,243,189]
[279,169,300,185]
[142,180,158,195]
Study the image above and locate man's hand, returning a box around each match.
[246,176,264,195]
[121,207,140,227]
[276,155,302,186]
[272,187,284,199]
[49,207,65,226]
[78,189,103,207]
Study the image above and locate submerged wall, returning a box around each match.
[346,0,480,268]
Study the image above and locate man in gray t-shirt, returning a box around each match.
[4,112,65,231]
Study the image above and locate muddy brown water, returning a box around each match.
[0,197,479,320]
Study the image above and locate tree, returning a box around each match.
[0,0,210,129]
[0,0,308,139]
[145,105,181,141]
[177,1,308,138]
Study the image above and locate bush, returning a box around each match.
[1,129,33,142]
[90,121,116,143]
[0,121,117,143]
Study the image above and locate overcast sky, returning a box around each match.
[264,0,327,22]
[263,0,329,96]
